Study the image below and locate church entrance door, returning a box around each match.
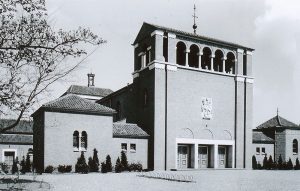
[177,145,189,169]
[198,146,208,168]
[218,146,226,168]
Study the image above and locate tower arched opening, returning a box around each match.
[214,49,223,72]
[225,52,235,74]
[188,44,199,68]
[176,41,186,66]
[201,47,212,70]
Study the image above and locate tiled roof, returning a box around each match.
[34,94,115,115]
[113,122,149,138]
[0,119,33,134]
[0,134,33,144]
[134,22,254,50]
[256,115,298,129]
[64,85,113,97]
[252,131,274,144]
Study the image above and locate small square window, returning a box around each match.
[262,147,265,154]
[256,147,260,155]
[130,144,136,152]
[121,143,127,151]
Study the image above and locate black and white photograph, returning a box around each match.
[1,0,300,190]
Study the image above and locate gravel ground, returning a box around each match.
[15,169,300,191]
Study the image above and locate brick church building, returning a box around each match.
[98,22,254,170]
[33,22,254,171]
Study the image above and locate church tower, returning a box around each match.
[131,22,254,170]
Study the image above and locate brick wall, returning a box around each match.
[35,111,148,171]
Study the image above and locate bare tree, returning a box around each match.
[0,0,106,133]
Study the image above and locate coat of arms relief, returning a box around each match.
[201,97,213,120]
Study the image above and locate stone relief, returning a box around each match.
[201,97,213,120]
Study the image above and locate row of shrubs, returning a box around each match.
[10,153,32,174]
[252,154,300,170]
[44,165,72,173]
[44,149,143,174]
[0,153,33,174]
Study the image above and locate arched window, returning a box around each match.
[73,131,79,150]
[176,42,186,66]
[188,44,199,68]
[28,148,33,155]
[116,101,121,121]
[225,52,235,74]
[214,49,224,72]
[293,139,298,154]
[201,47,212,70]
[81,131,87,150]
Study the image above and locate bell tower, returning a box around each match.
[87,73,95,87]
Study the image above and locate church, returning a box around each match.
[98,22,254,170]
[32,22,254,171]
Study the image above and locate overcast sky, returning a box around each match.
[44,0,300,127]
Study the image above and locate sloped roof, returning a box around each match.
[0,119,33,134]
[252,131,274,144]
[64,85,113,97]
[0,134,33,144]
[133,22,254,50]
[33,94,115,116]
[113,122,149,138]
[256,115,298,129]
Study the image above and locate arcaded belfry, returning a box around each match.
[99,22,254,170]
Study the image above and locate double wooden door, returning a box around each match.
[198,146,208,168]
[177,145,189,169]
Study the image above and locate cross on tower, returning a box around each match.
[192,4,198,34]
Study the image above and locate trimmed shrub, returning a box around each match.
[88,149,100,172]
[278,155,283,170]
[65,165,72,172]
[92,149,99,170]
[282,161,287,170]
[129,163,143,172]
[262,155,268,169]
[252,155,257,169]
[101,162,107,173]
[115,157,123,173]
[0,163,9,174]
[58,165,72,173]
[88,157,94,172]
[287,158,293,170]
[57,165,64,173]
[295,158,300,170]
[75,152,89,174]
[267,155,274,170]
[12,157,18,174]
[257,163,262,170]
[121,151,128,171]
[44,165,54,173]
[20,156,26,174]
[25,153,31,172]
[106,155,112,172]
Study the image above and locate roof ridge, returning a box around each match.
[139,22,253,50]
[42,94,74,107]
[69,84,113,91]
[277,115,282,126]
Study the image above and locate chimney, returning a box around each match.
[87,73,95,87]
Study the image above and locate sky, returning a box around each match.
[43,0,300,127]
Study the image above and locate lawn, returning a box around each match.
[7,169,300,191]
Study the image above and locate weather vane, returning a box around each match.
[192,4,198,34]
